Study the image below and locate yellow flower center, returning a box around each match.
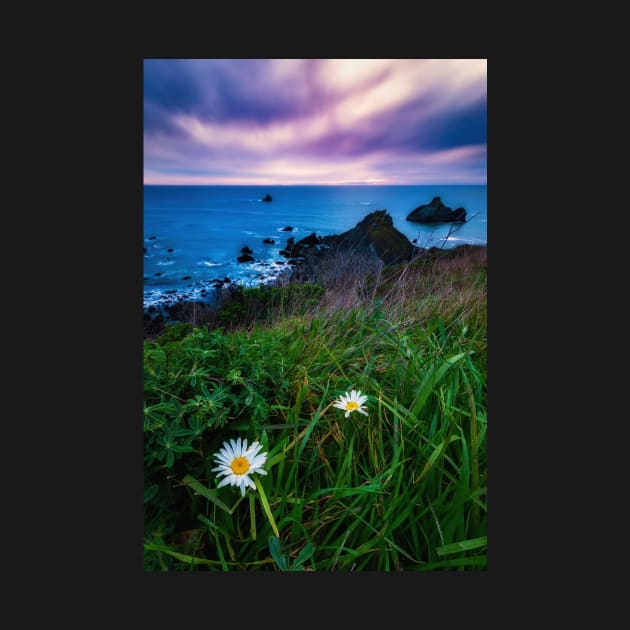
[230,457,250,475]
[345,401,359,411]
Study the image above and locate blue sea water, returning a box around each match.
[143,185,487,309]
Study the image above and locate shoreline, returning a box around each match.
[144,240,487,339]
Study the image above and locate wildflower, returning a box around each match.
[333,389,369,417]
[212,437,268,497]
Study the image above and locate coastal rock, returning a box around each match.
[298,232,320,246]
[281,226,294,231]
[332,210,417,264]
[182,275,191,280]
[279,210,417,267]
[168,248,174,252]
[279,236,298,258]
[263,238,275,244]
[262,194,272,202]
[406,196,466,223]
[240,246,253,254]
[237,253,255,263]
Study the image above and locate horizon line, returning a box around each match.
[143,182,487,187]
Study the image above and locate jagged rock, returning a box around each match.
[279,236,300,258]
[148,235,157,240]
[330,210,417,264]
[167,248,174,252]
[237,253,255,263]
[298,232,319,246]
[278,210,418,270]
[155,272,163,276]
[406,196,467,223]
[182,276,191,280]
[263,238,275,244]
[262,194,272,202]
[241,246,253,254]
[281,226,294,231]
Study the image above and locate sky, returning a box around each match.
[144,59,487,186]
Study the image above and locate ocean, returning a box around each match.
[143,185,487,310]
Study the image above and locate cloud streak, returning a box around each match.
[144,59,487,185]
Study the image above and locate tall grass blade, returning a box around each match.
[436,536,487,556]
[255,477,280,538]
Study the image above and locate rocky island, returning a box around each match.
[406,196,467,223]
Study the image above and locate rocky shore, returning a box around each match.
[144,203,474,338]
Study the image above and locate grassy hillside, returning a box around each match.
[143,245,487,570]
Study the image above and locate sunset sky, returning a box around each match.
[144,59,487,186]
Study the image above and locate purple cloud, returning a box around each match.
[144,59,487,185]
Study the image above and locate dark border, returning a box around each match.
[60,45,544,616]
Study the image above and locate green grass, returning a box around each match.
[144,245,487,571]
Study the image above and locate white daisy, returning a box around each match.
[333,389,369,417]
[212,437,268,497]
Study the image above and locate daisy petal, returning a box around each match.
[244,442,261,458]
[222,442,234,460]
[249,454,267,469]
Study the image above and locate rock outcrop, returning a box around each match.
[406,196,466,223]
[262,194,272,202]
[279,210,418,267]
[330,210,417,264]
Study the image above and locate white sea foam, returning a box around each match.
[197,260,224,267]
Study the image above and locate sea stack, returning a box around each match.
[262,194,272,202]
[406,197,466,223]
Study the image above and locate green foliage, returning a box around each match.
[144,245,487,571]
[215,283,325,327]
